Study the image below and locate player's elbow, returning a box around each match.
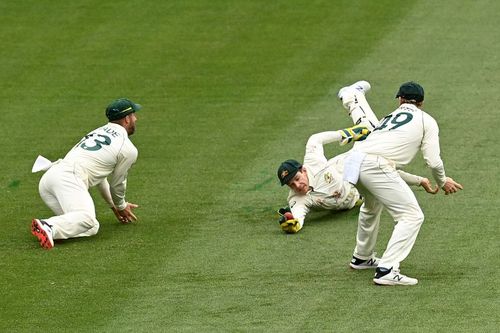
[306,134,322,148]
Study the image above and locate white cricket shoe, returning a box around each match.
[373,268,418,286]
[337,81,371,109]
[349,254,379,270]
[352,80,371,94]
[31,219,54,250]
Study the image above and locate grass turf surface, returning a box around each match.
[1,0,499,331]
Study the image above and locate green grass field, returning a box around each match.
[1,0,499,331]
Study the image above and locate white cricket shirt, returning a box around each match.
[63,122,138,210]
[353,103,447,187]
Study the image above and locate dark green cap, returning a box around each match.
[396,81,424,102]
[277,159,302,186]
[106,98,141,121]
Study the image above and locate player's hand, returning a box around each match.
[442,177,463,195]
[419,178,439,194]
[339,125,371,146]
[113,202,139,224]
[280,218,302,233]
[111,206,122,221]
[278,211,302,233]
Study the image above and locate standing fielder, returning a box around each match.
[31,98,141,249]
[277,81,438,239]
[340,81,463,285]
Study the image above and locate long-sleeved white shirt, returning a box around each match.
[287,131,360,227]
[63,122,138,210]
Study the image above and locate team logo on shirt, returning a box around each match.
[324,172,333,184]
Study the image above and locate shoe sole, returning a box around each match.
[31,219,54,250]
[352,80,371,93]
[349,263,378,270]
[338,81,371,100]
[373,278,418,286]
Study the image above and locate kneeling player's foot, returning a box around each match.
[373,267,418,286]
[31,219,54,250]
[349,255,379,270]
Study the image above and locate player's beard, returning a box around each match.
[127,123,136,136]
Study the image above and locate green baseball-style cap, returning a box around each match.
[277,159,302,186]
[395,81,424,102]
[105,98,141,121]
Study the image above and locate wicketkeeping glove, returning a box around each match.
[277,207,302,233]
[338,125,371,146]
[277,206,291,216]
[280,218,302,233]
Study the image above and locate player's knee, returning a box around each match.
[86,223,100,236]
[395,207,424,227]
[406,210,424,226]
[80,211,98,228]
[415,212,424,226]
[84,215,100,236]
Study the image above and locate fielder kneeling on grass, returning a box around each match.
[277,81,438,235]
[30,98,141,250]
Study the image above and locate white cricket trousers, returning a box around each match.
[38,162,100,240]
[353,155,424,271]
[346,90,379,131]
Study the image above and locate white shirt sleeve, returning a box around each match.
[304,131,342,172]
[288,193,309,227]
[397,170,423,186]
[96,178,114,207]
[108,143,138,210]
[421,113,447,188]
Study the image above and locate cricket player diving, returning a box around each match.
[30,98,141,249]
[277,81,437,238]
